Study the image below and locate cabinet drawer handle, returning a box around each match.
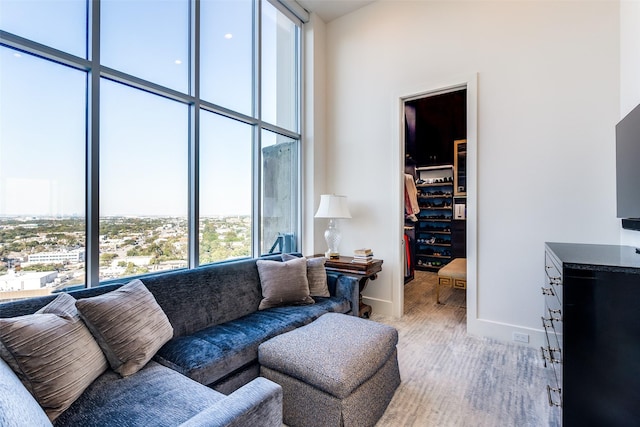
[542,286,555,296]
[547,308,562,322]
[542,316,561,328]
[540,346,562,365]
[540,346,548,368]
[545,266,562,284]
[546,385,562,407]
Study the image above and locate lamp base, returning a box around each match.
[324,219,343,260]
[325,251,340,259]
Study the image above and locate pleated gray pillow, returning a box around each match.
[75,279,173,377]
[0,293,108,421]
[282,254,330,297]
[257,256,315,310]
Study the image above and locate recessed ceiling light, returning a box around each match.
[13,53,21,58]
[224,33,233,39]
[174,59,182,65]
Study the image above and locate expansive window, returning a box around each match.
[201,0,253,115]
[199,112,252,264]
[100,81,189,280]
[0,0,86,57]
[0,47,87,299]
[261,130,299,254]
[101,0,190,93]
[0,0,302,298]
[262,0,298,132]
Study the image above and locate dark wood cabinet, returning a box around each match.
[544,242,640,427]
[451,219,466,258]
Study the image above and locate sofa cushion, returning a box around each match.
[154,297,349,386]
[131,256,282,338]
[53,361,225,427]
[0,293,107,421]
[257,257,314,310]
[75,279,174,377]
[282,254,330,297]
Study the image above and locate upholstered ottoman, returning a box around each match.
[437,257,467,304]
[258,313,400,427]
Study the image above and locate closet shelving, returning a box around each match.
[415,165,454,271]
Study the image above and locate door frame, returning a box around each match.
[392,73,478,332]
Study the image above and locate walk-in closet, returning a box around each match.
[403,88,467,308]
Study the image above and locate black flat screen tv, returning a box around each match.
[616,102,640,231]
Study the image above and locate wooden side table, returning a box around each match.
[317,255,383,318]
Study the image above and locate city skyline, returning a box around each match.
[0,213,253,295]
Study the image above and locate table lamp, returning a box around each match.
[314,194,351,259]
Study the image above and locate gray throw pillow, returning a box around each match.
[0,293,108,421]
[282,254,330,297]
[257,256,315,310]
[75,279,174,377]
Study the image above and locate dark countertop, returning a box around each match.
[546,242,640,274]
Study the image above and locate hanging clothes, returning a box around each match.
[404,233,412,276]
[404,173,420,220]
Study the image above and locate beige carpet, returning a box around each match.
[371,271,561,427]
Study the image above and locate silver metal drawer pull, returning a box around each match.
[540,346,548,368]
[546,385,562,407]
[540,347,562,364]
[547,308,562,322]
[542,287,555,296]
[545,267,562,284]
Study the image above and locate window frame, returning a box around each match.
[0,0,302,290]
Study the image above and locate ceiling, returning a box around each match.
[296,0,376,22]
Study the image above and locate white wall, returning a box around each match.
[620,0,640,247]
[318,0,620,344]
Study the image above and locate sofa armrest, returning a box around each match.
[179,377,282,427]
[0,358,52,427]
[327,272,360,316]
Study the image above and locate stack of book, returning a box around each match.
[352,248,374,264]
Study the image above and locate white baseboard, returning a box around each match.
[468,317,546,349]
[364,297,546,349]
[362,296,394,317]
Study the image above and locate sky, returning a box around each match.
[0,0,295,218]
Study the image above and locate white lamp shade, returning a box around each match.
[314,195,351,219]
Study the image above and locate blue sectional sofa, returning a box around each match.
[0,254,360,426]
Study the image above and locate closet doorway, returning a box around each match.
[403,88,468,315]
